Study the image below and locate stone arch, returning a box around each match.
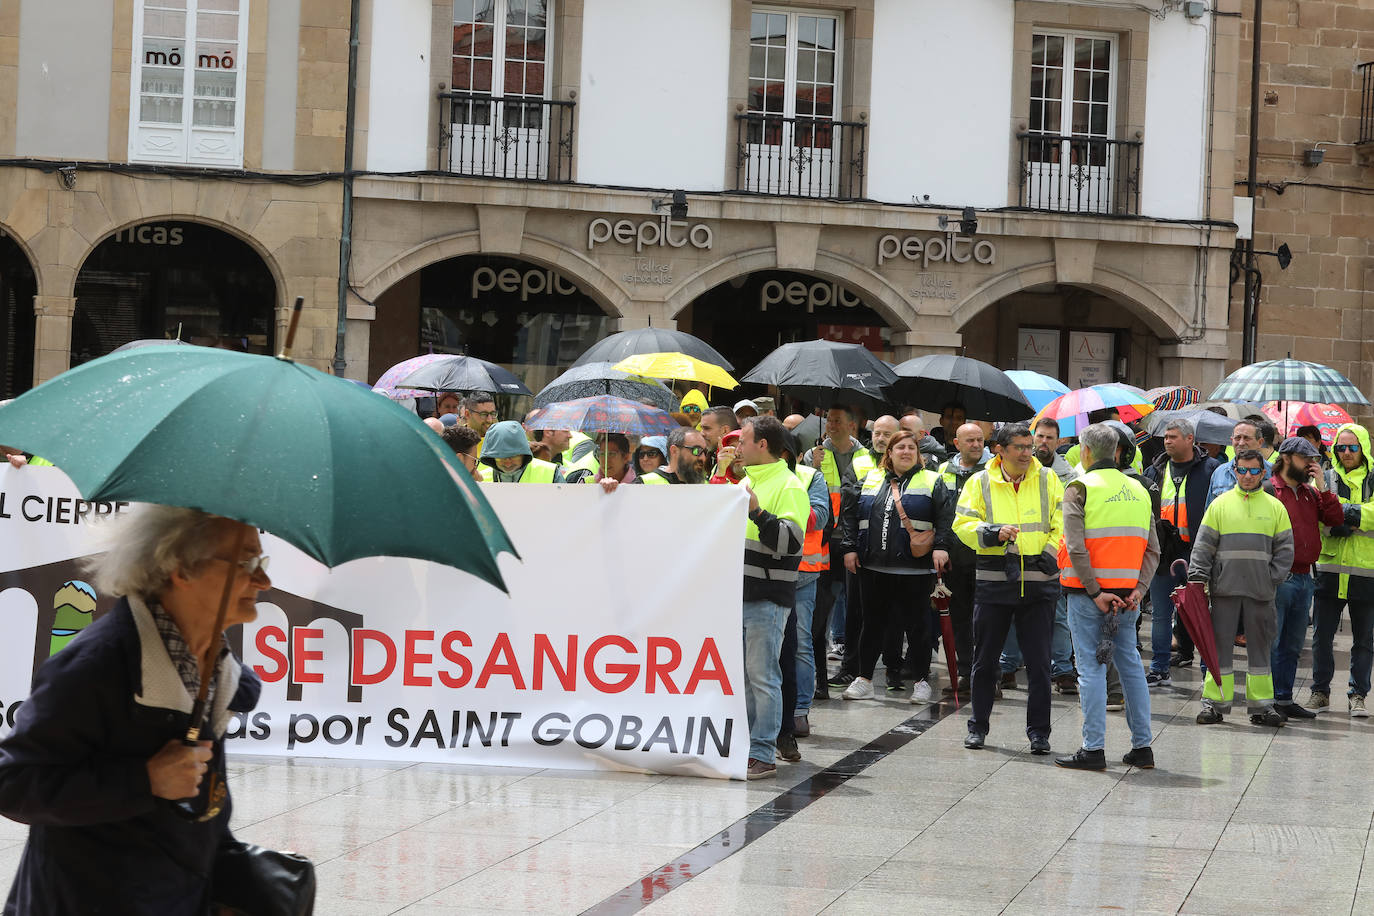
[68,215,289,311]
[666,248,919,330]
[0,220,44,297]
[951,261,1186,340]
[356,232,629,319]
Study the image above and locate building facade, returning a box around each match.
[0,0,1271,404]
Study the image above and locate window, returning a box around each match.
[738,8,857,198]
[444,0,567,180]
[1022,31,1137,214]
[130,0,248,166]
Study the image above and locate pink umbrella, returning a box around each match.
[1262,401,1353,444]
[371,353,454,400]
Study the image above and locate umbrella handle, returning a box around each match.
[277,296,305,360]
[1171,558,1188,579]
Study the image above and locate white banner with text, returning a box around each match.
[0,467,750,779]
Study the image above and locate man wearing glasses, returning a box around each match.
[1307,424,1374,716]
[1188,449,1294,727]
[461,394,499,461]
[1206,420,1271,507]
[635,427,708,485]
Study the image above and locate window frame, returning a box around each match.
[451,0,555,103]
[747,6,843,130]
[128,0,251,167]
[1028,28,1118,143]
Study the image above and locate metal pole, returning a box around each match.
[333,0,362,377]
[1242,0,1262,365]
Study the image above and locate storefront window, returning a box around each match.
[684,270,891,376]
[418,255,612,393]
[71,221,275,366]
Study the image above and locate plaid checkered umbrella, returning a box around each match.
[524,395,679,437]
[1208,358,1370,407]
[1147,385,1201,411]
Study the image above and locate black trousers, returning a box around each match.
[859,570,933,682]
[778,604,798,738]
[813,568,838,695]
[968,597,1054,739]
[838,571,864,678]
[946,552,976,680]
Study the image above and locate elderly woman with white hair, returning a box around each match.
[0,507,269,914]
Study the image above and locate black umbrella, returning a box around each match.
[571,328,735,371]
[743,340,897,414]
[1145,408,1238,447]
[889,354,1034,421]
[397,355,533,396]
[532,362,676,411]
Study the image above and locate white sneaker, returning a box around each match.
[910,679,933,705]
[842,677,874,700]
[1351,695,1369,718]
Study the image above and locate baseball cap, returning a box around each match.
[639,436,668,456]
[438,413,460,428]
[1278,436,1320,458]
[734,399,759,415]
[753,396,776,413]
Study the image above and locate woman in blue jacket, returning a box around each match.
[840,430,956,703]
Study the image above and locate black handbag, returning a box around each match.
[211,840,316,916]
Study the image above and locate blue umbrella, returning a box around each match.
[1005,370,1070,413]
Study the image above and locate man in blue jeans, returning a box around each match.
[1265,438,1344,719]
[737,417,809,779]
[1143,417,1218,685]
[1055,424,1161,770]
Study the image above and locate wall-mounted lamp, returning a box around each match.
[937,207,979,235]
[651,190,688,220]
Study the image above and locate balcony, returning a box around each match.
[734,113,866,200]
[437,92,575,182]
[1359,62,1373,146]
[1016,133,1143,216]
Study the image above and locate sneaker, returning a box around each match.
[1250,709,1285,727]
[910,680,933,705]
[746,758,776,780]
[1122,746,1155,769]
[1145,670,1171,688]
[1106,694,1125,712]
[842,677,874,700]
[1305,690,1330,713]
[776,733,801,762]
[1054,673,1078,695]
[886,675,905,692]
[1275,701,1317,720]
[1054,747,1106,770]
[1196,706,1224,725]
[826,642,844,661]
[1351,695,1369,718]
[1000,671,1018,691]
[827,672,855,689]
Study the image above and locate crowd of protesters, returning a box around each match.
[397,387,1374,778]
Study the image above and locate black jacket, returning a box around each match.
[0,598,260,915]
[842,467,955,573]
[1144,445,1218,543]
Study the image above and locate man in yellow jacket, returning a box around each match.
[954,422,1064,753]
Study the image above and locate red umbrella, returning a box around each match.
[1168,559,1222,693]
[931,578,959,703]
[1262,401,1353,444]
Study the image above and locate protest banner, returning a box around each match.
[0,466,750,779]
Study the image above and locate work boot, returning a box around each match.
[1196,706,1224,725]
[1122,746,1155,769]
[776,733,802,762]
[1250,708,1284,727]
[793,715,811,737]
[1054,673,1078,695]
[1054,747,1106,770]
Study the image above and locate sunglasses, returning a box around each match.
[682,446,706,456]
[1335,444,1362,453]
[1236,466,1265,476]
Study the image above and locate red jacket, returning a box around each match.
[1269,473,1345,574]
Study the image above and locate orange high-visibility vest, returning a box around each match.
[1059,468,1152,590]
[1161,467,1190,542]
[796,465,829,572]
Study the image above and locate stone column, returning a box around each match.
[343,300,375,381]
[32,295,75,385]
[1159,337,1230,393]
[890,329,963,364]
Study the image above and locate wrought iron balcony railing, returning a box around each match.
[437,91,575,182]
[1017,132,1143,216]
[734,113,866,200]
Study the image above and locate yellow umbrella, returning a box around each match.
[612,352,739,390]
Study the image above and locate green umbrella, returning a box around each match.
[0,346,518,591]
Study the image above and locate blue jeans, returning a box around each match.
[1051,592,1075,678]
[828,575,847,643]
[742,598,788,763]
[1148,560,1187,674]
[1270,572,1316,702]
[1312,596,1374,698]
[999,621,1021,673]
[1067,593,1153,751]
[794,574,818,714]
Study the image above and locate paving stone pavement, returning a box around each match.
[3,621,1373,914]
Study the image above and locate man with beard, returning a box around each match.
[1034,417,1076,484]
[460,393,499,460]
[636,427,708,484]
[1032,415,1082,696]
[869,416,900,468]
[1265,437,1344,719]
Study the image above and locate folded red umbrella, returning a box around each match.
[1169,559,1222,691]
[932,578,959,703]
